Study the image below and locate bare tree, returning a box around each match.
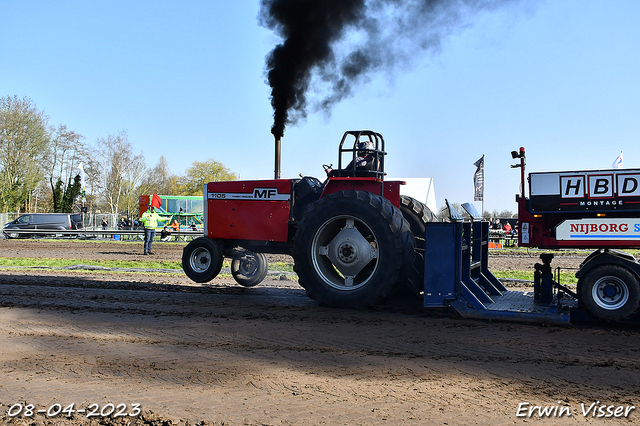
[95,131,147,215]
[45,124,87,212]
[121,154,147,218]
[139,155,179,196]
[46,125,86,185]
[81,154,103,212]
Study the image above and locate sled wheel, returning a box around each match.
[397,195,436,295]
[182,237,223,283]
[578,265,640,321]
[231,251,268,287]
[293,190,414,308]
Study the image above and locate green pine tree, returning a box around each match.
[61,174,82,213]
[52,179,64,213]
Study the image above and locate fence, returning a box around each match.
[1,212,203,241]
[488,230,518,248]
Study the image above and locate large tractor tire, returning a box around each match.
[398,195,436,295]
[182,237,224,283]
[292,190,414,308]
[578,265,640,321]
[231,251,268,287]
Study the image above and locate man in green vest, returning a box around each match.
[141,206,161,255]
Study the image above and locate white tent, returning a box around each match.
[394,177,437,214]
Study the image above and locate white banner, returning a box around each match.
[556,218,640,241]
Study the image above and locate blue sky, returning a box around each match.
[1,0,639,214]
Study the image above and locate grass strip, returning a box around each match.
[492,270,578,285]
[0,257,184,270]
[0,257,296,274]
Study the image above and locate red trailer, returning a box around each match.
[513,148,640,321]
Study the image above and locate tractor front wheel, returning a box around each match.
[293,190,414,308]
[182,237,223,283]
[231,251,268,287]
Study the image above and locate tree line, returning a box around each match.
[0,95,238,215]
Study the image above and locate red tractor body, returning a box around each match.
[204,177,404,247]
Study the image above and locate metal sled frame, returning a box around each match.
[423,201,571,325]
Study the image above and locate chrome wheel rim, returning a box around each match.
[592,276,629,310]
[311,215,379,291]
[190,247,212,273]
[238,255,258,276]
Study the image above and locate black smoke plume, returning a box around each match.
[260,0,518,139]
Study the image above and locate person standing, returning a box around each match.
[140,206,161,255]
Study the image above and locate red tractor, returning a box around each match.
[182,130,435,308]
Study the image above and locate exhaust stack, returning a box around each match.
[274,137,281,179]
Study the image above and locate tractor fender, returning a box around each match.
[576,249,640,281]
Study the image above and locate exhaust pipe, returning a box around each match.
[274,137,281,179]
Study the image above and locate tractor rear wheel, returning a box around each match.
[398,195,436,295]
[231,251,268,287]
[293,190,414,308]
[578,265,640,321]
[182,237,223,283]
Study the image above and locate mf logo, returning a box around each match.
[251,188,289,201]
[253,188,278,198]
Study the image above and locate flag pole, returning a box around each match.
[482,155,485,218]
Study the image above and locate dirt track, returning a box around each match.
[0,239,638,425]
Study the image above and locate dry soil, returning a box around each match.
[0,239,638,425]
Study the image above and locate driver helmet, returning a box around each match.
[356,140,374,154]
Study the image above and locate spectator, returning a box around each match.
[171,220,179,232]
[101,217,108,230]
[503,222,513,234]
[160,226,172,242]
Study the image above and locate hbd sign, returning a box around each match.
[530,170,640,212]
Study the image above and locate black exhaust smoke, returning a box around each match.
[260,0,519,140]
[260,0,365,141]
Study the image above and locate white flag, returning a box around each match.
[612,151,623,169]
